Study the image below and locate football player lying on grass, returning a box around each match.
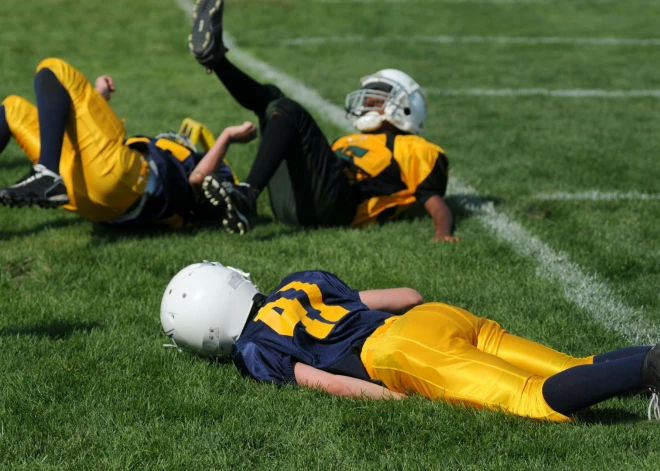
[161,261,660,423]
[0,58,255,229]
[188,0,458,242]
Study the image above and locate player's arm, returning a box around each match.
[94,75,115,102]
[424,194,460,243]
[359,288,423,314]
[293,362,405,400]
[188,121,257,186]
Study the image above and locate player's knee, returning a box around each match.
[263,84,284,104]
[36,58,69,79]
[2,95,25,110]
[266,97,308,123]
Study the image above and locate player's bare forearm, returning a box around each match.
[188,121,257,187]
[293,362,405,400]
[423,194,459,242]
[359,288,423,314]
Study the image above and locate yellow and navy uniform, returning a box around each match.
[1,58,234,228]
[331,133,448,227]
[234,271,594,422]
[123,136,235,228]
[2,58,148,222]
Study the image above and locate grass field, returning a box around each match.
[1,0,660,468]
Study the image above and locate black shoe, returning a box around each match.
[642,344,660,421]
[189,0,227,70]
[642,344,660,392]
[202,176,256,235]
[0,164,69,208]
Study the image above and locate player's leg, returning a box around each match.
[541,348,657,416]
[0,97,41,162]
[203,97,357,232]
[31,58,148,222]
[480,325,593,378]
[0,69,71,207]
[362,303,653,421]
[188,0,283,124]
[0,105,11,155]
[361,303,570,421]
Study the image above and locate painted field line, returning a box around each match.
[535,191,660,201]
[427,88,660,98]
[315,0,556,4]
[174,0,658,345]
[314,0,633,4]
[281,35,660,47]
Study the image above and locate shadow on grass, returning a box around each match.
[0,217,83,242]
[0,159,30,172]
[576,407,646,425]
[89,214,276,246]
[398,194,503,227]
[0,320,101,340]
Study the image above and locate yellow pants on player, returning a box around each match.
[1,58,149,222]
[361,303,594,422]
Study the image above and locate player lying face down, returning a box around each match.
[0,58,255,229]
[187,0,458,242]
[161,262,660,423]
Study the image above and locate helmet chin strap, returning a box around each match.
[354,112,385,132]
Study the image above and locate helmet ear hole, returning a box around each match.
[404,107,411,115]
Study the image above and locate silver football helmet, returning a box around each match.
[160,261,262,358]
[345,69,427,135]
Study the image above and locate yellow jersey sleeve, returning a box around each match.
[332,133,448,227]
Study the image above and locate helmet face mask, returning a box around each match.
[160,261,262,359]
[345,69,427,135]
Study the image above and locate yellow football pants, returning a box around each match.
[361,303,594,422]
[1,58,149,222]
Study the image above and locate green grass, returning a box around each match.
[1,0,660,468]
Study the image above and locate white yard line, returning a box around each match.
[281,35,660,47]
[314,0,635,4]
[174,0,658,345]
[315,0,566,4]
[426,88,660,98]
[535,191,660,201]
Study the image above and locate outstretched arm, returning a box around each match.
[424,194,460,242]
[293,362,405,399]
[94,75,115,102]
[188,121,257,187]
[359,288,423,314]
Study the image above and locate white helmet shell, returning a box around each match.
[160,261,261,358]
[345,69,427,135]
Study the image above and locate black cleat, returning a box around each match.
[642,344,660,393]
[202,176,256,235]
[189,0,227,70]
[642,344,660,421]
[0,164,69,208]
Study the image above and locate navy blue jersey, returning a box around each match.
[232,271,396,385]
[123,136,233,226]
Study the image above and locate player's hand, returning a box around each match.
[94,75,115,101]
[188,170,206,188]
[226,121,257,144]
[433,233,460,243]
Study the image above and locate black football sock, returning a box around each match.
[0,105,10,154]
[34,68,70,174]
[593,346,651,363]
[245,113,299,195]
[542,353,645,415]
[211,57,274,116]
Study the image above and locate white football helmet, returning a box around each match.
[160,261,262,358]
[345,69,427,135]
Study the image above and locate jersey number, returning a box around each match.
[334,145,369,161]
[254,282,350,339]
